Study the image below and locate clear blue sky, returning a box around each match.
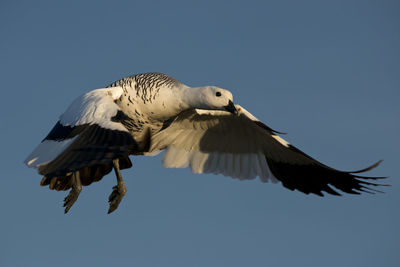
[1,0,399,266]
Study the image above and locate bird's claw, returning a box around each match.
[108,183,127,214]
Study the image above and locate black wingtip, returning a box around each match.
[350,160,383,174]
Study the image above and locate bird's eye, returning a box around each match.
[216,92,222,97]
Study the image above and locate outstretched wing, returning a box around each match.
[24,87,140,178]
[148,105,385,196]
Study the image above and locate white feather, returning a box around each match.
[271,135,290,147]
[59,87,127,132]
[233,154,242,179]
[223,153,232,177]
[189,151,209,173]
[239,154,248,179]
[162,146,189,168]
[24,138,77,168]
[255,154,267,182]
[206,152,220,174]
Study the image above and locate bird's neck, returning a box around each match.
[179,87,208,110]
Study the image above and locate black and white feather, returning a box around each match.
[25,86,141,188]
[25,72,385,201]
[148,107,384,196]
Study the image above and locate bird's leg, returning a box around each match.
[63,171,82,213]
[108,158,127,214]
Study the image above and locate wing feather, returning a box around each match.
[25,86,140,178]
[149,106,385,196]
[37,124,138,177]
[59,87,126,131]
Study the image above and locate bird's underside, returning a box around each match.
[24,72,387,214]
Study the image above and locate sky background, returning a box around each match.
[1,0,399,266]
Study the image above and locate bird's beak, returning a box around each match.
[224,100,238,115]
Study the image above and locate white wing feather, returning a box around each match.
[25,138,77,168]
[25,86,127,168]
[148,106,286,183]
[60,87,127,132]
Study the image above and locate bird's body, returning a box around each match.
[25,72,385,213]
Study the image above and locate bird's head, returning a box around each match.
[196,86,237,115]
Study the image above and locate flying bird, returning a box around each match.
[25,72,385,213]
